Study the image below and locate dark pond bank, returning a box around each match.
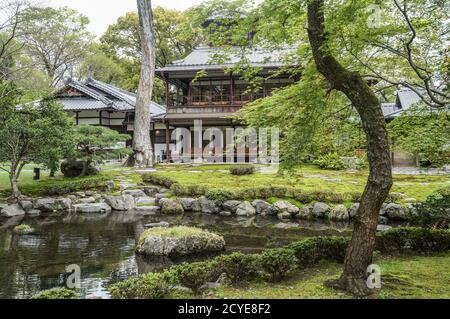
[0,211,352,299]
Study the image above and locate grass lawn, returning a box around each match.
[210,253,450,299]
[153,164,449,202]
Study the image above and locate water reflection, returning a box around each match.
[0,211,352,299]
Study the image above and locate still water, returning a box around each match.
[0,211,351,299]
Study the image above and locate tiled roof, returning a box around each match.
[156,46,295,72]
[56,78,166,117]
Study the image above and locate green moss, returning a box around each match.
[139,226,208,239]
[213,253,450,299]
[31,287,78,299]
[149,164,448,202]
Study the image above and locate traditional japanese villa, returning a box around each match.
[155,46,296,162]
[55,78,170,161]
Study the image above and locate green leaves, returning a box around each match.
[72,125,131,165]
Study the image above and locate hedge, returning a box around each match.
[109,227,450,299]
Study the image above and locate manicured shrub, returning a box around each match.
[348,192,362,202]
[230,165,256,176]
[215,252,261,285]
[376,227,450,253]
[109,271,177,299]
[259,248,297,282]
[20,176,107,197]
[60,159,99,178]
[329,193,347,204]
[170,183,208,197]
[171,261,218,295]
[206,189,235,205]
[31,287,78,299]
[411,186,450,228]
[292,192,314,204]
[313,153,346,170]
[288,237,350,268]
[142,173,176,188]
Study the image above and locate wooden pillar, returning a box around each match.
[165,121,170,164]
[75,112,79,125]
[165,73,170,107]
[151,123,155,160]
[230,73,234,105]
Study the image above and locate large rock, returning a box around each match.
[77,197,96,204]
[136,226,226,257]
[1,204,26,217]
[179,198,196,211]
[236,201,256,217]
[385,203,410,221]
[295,206,312,219]
[159,199,184,214]
[136,197,156,206]
[252,200,271,215]
[349,203,360,219]
[312,202,330,218]
[142,186,160,196]
[136,206,161,215]
[277,212,292,221]
[194,197,220,214]
[19,200,33,212]
[122,189,146,198]
[61,159,99,178]
[222,200,242,213]
[34,198,72,212]
[104,195,136,211]
[328,205,349,221]
[73,203,111,214]
[271,201,300,216]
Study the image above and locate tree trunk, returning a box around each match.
[131,0,156,168]
[79,158,91,178]
[10,174,21,200]
[307,0,393,296]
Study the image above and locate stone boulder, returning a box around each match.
[34,198,72,212]
[328,205,349,221]
[136,226,226,257]
[252,200,271,215]
[18,200,33,212]
[142,186,160,196]
[179,198,196,211]
[219,211,233,217]
[159,199,184,214]
[73,203,111,214]
[236,201,256,217]
[1,204,26,217]
[136,197,156,206]
[349,203,360,219]
[104,195,136,211]
[222,200,242,213]
[122,189,146,198]
[77,197,96,204]
[135,206,161,215]
[295,206,312,220]
[271,201,300,216]
[277,212,292,221]
[155,193,169,203]
[385,203,410,221]
[312,202,330,218]
[194,197,220,214]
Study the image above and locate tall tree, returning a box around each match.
[17,6,93,87]
[306,0,393,296]
[131,0,156,167]
[99,7,202,100]
[0,83,73,199]
[0,0,30,82]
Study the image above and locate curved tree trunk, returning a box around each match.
[131,0,156,168]
[307,0,393,296]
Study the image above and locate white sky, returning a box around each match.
[46,0,203,36]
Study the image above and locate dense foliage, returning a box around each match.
[388,107,450,167]
[108,227,450,299]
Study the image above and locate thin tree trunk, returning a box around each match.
[307,0,393,296]
[9,162,25,200]
[131,0,156,168]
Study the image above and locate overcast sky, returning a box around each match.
[46,0,204,36]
